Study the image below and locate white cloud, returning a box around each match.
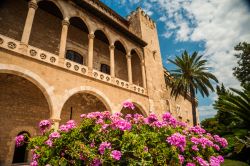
[151,0,250,119]
[198,105,217,121]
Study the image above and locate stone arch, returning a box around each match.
[68,16,90,33]
[114,40,128,81]
[30,0,64,54]
[114,39,128,54]
[5,126,37,166]
[37,0,66,18]
[131,49,143,86]
[59,86,113,117]
[94,29,112,45]
[0,64,57,118]
[119,100,147,117]
[93,30,110,73]
[130,48,143,62]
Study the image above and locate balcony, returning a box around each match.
[0,34,147,96]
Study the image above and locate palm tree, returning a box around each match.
[168,51,218,126]
[214,87,250,129]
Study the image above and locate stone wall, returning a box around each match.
[0,74,50,165]
[0,0,28,41]
[29,3,62,55]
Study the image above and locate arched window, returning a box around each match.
[12,131,30,164]
[66,50,84,64]
[100,64,110,74]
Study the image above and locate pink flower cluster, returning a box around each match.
[15,135,25,147]
[111,150,122,160]
[99,142,111,155]
[191,136,213,149]
[210,155,224,166]
[30,146,41,166]
[122,100,135,110]
[44,132,60,147]
[166,133,186,152]
[213,135,228,148]
[39,120,51,133]
[59,120,76,132]
[189,126,206,135]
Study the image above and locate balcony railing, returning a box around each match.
[0,34,147,96]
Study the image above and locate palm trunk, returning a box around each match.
[190,86,197,126]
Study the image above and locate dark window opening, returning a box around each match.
[100,64,110,74]
[12,131,29,164]
[66,50,84,65]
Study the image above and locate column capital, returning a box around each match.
[126,53,131,59]
[28,1,38,10]
[109,45,115,50]
[62,19,70,26]
[88,34,95,39]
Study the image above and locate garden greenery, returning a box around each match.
[16,101,228,166]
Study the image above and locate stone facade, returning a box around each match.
[0,0,196,165]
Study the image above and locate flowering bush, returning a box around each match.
[17,102,228,166]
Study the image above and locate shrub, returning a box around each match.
[17,102,228,166]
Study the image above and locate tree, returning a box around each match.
[169,51,218,126]
[233,42,250,88]
[214,87,250,129]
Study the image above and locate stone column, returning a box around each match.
[20,0,38,47]
[51,118,61,130]
[59,18,70,62]
[109,44,115,77]
[126,54,132,84]
[87,33,95,72]
[141,60,147,88]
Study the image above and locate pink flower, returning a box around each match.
[111,150,122,160]
[32,153,40,160]
[80,114,86,118]
[166,133,186,152]
[209,156,224,166]
[192,145,199,151]
[91,158,101,166]
[112,119,132,131]
[39,120,51,133]
[15,135,25,147]
[144,113,158,124]
[186,163,195,166]
[189,126,206,135]
[213,135,228,147]
[178,154,184,164]
[162,112,171,121]
[45,139,53,147]
[59,120,76,132]
[122,100,135,110]
[49,132,60,139]
[99,142,111,155]
[195,156,209,166]
[30,161,38,166]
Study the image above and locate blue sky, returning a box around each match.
[100,0,250,121]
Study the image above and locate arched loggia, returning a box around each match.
[114,41,128,81]
[66,17,89,65]
[29,0,63,54]
[131,49,143,87]
[93,30,110,74]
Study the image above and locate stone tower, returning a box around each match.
[128,7,167,115]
